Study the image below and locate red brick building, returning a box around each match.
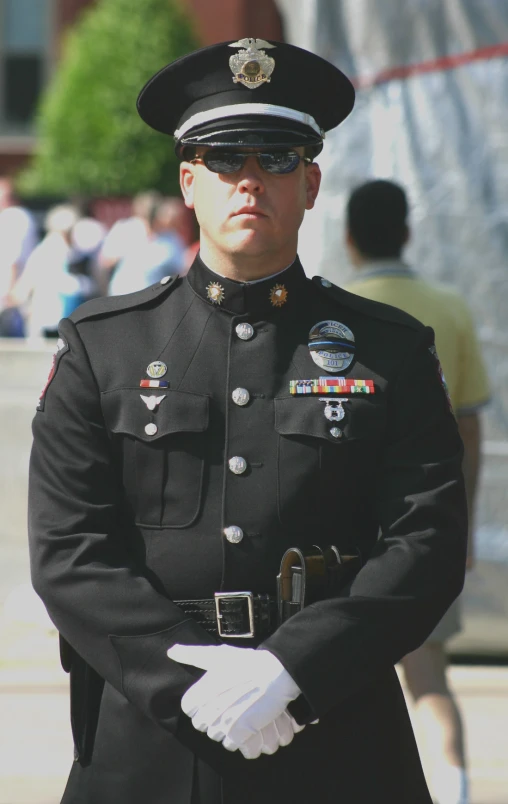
[0,0,282,176]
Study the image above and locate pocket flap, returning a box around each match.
[274,395,384,442]
[101,388,209,441]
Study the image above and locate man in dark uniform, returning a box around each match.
[28,39,467,803]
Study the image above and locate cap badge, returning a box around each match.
[308,320,356,373]
[146,360,167,379]
[206,281,225,305]
[269,284,288,308]
[229,38,276,90]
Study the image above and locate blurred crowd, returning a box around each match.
[0,177,198,339]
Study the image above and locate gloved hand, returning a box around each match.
[238,711,305,759]
[167,644,302,753]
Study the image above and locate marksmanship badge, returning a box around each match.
[146,361,168,379]
[229,38,276,90]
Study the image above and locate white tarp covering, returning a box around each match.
[276,0,508,537]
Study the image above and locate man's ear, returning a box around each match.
[305,162,321,210]
[180,162,195,210]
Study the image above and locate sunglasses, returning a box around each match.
[190,149,312,175]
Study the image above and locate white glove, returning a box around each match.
[239,711,305,759]
[167,644,302,752]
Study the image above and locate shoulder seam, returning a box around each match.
[71,277,179,324]
[312,276,425,332]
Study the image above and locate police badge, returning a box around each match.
[308,320,356,373]
[229,38,276,89]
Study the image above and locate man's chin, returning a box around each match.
[225,231,273,257]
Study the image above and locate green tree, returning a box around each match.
[19,0,198,197]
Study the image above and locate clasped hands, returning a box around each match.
[167,643,305,759]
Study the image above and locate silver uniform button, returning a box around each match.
[232,387,250,406]
[321,278,332,288]
[330,427,342,439]
[224,525,244,544]
[229,456,247,475]
[145,423,158,436]
[160,276,171,285]
[235,322,254,341]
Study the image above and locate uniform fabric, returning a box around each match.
[344,260,491,415]
[28,255,467,803]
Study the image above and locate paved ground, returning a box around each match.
[1,652,507,804]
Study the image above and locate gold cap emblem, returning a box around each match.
[269,284,288,308]
[206,281,225,305]
[229,38,276,90]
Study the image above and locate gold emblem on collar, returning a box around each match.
[269,284,288,308]
[229,38,276,90]
[206,281,225,305]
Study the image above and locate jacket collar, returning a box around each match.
[186,252,308,315]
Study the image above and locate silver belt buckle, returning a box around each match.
[214,591,255,638]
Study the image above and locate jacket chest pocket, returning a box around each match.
[101,389,209,528]
[274,395,385,528]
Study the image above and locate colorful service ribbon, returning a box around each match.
[140,379,169,388]
[290,378,375,395]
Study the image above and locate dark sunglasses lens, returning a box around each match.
[204,152,245,173]
[259,151,301,174]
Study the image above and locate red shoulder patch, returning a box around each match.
[36,338,69,412]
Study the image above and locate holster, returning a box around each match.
[60,635,105,766]
[277,544,361,623]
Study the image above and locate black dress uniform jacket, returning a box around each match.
[28,256,467,804]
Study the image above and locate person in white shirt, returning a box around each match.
[0,177,38,335]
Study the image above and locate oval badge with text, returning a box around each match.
[308,320,355,373]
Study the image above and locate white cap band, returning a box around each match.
[174,103,323,140]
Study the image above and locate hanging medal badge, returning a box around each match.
[319,398,347,422]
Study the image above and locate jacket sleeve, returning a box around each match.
[28,317,216,734]
[263,327,468,721]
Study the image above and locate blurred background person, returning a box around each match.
[70,201,107,283]
[8,204,94,338]
[344,179,491,804]
[0,177,38,337]
[96,190,162,293]
[108,196,187,296]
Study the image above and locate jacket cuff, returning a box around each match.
[110,618,217,730]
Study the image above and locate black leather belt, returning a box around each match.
[174,592,277,639]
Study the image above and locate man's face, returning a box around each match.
[180,146,321,262]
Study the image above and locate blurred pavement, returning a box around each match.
[0,645,507,803]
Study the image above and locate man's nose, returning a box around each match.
[237,155,265,193]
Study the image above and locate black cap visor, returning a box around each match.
[177,116,323,156]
